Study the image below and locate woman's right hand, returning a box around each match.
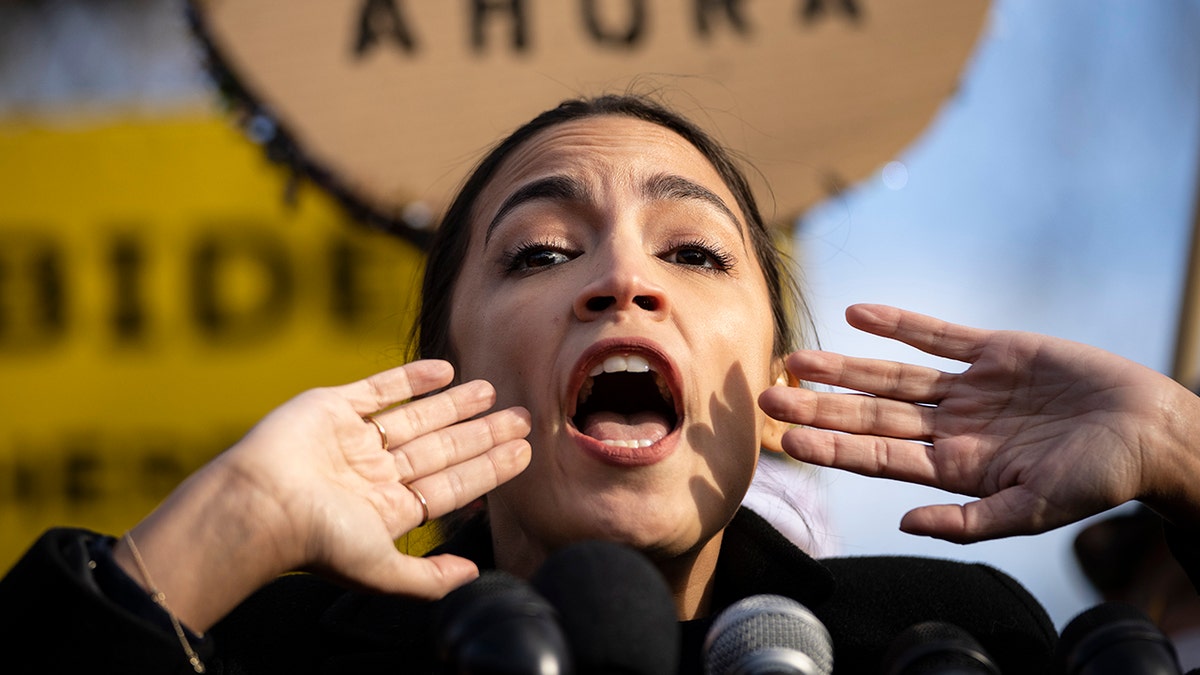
[114,360,531,633]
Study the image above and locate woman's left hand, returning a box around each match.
[758,304,1200,543]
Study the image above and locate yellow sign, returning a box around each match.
[0,114,426,571]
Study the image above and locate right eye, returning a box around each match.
[504,243,578,273]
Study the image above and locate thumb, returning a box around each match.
[898,487,1048,544]
[363,553,481,600]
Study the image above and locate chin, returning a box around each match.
[560,495,721,558]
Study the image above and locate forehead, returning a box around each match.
[472,115,742,227]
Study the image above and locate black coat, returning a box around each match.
[1,509,1059,674]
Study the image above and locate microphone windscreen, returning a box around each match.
[433,570,572,675]
[703,594,833,675]
[1056,602,1181,675]
[531,540,680,675]
[879,621,999,674]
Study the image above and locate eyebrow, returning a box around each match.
[483,172,745,244]
[486,175,589,244]
[642,173,743,241]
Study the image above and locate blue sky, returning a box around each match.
[798,0,1200,627]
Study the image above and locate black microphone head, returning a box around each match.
[1056,602,1182,675]
[434,570,572,675]
[531,540,680,675]
[703,594,833,675]
[880,621,999,675]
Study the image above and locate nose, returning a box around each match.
[574,247,669,321]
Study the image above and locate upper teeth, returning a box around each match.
[578,353,672,407]
[590,354,651,376]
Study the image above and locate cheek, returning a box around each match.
[700,289,777,450]
[448,283,564,400]
[447,285,501,386]
[450,309,505,385]
[710,296,777,381]
[694,322,773,460]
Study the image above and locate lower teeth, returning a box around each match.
[601,439,654,448]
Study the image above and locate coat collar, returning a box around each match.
[711,507,835,611]
[318,507,835,655]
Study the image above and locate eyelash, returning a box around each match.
[664,237,736,273]
[501,239,579,274]
[499,236,736,275]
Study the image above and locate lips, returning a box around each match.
[567,341,683,464]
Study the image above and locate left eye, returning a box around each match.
[503,242,581,275]
[519,248,572,269]
[666,246,723,269]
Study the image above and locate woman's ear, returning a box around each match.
[761,365,799,454]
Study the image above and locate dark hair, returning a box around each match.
[416,93,805,364]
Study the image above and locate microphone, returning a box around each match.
[1056,602,1182,675]
[433,569,573,675]
[879,621,999,675]
[531,540,680,675]
[703,594,833,675]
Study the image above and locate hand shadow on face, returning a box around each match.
[687,361,762,534]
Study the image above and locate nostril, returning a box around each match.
[634,296,657,311]
[586,296,615,312]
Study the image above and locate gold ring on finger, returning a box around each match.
[403,482,430,526]
[364,415,388,451]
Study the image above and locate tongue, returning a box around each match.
[580,411,672,443]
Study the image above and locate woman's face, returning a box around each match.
[449,115,777,570]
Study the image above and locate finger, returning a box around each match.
[759,386,935,441]
[334,360,456,415]
[397,438,531,524]
[372,379,498,448]
[391,407,532,482]
[364,552,481,599]
[778,425,942,488]
[784,350,953,403]
[898,486,1050,544]
[845,304,992,364]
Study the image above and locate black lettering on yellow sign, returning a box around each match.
[191,228,295,344]
[0,223,415,353]
[0,229,66,352]
[351,0,863,58]
[109,231,148,344]
[331,236,397,328]
[2,429,242,510]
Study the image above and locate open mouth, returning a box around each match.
[571,352,680,449]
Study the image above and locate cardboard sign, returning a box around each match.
[190,0,988,242]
